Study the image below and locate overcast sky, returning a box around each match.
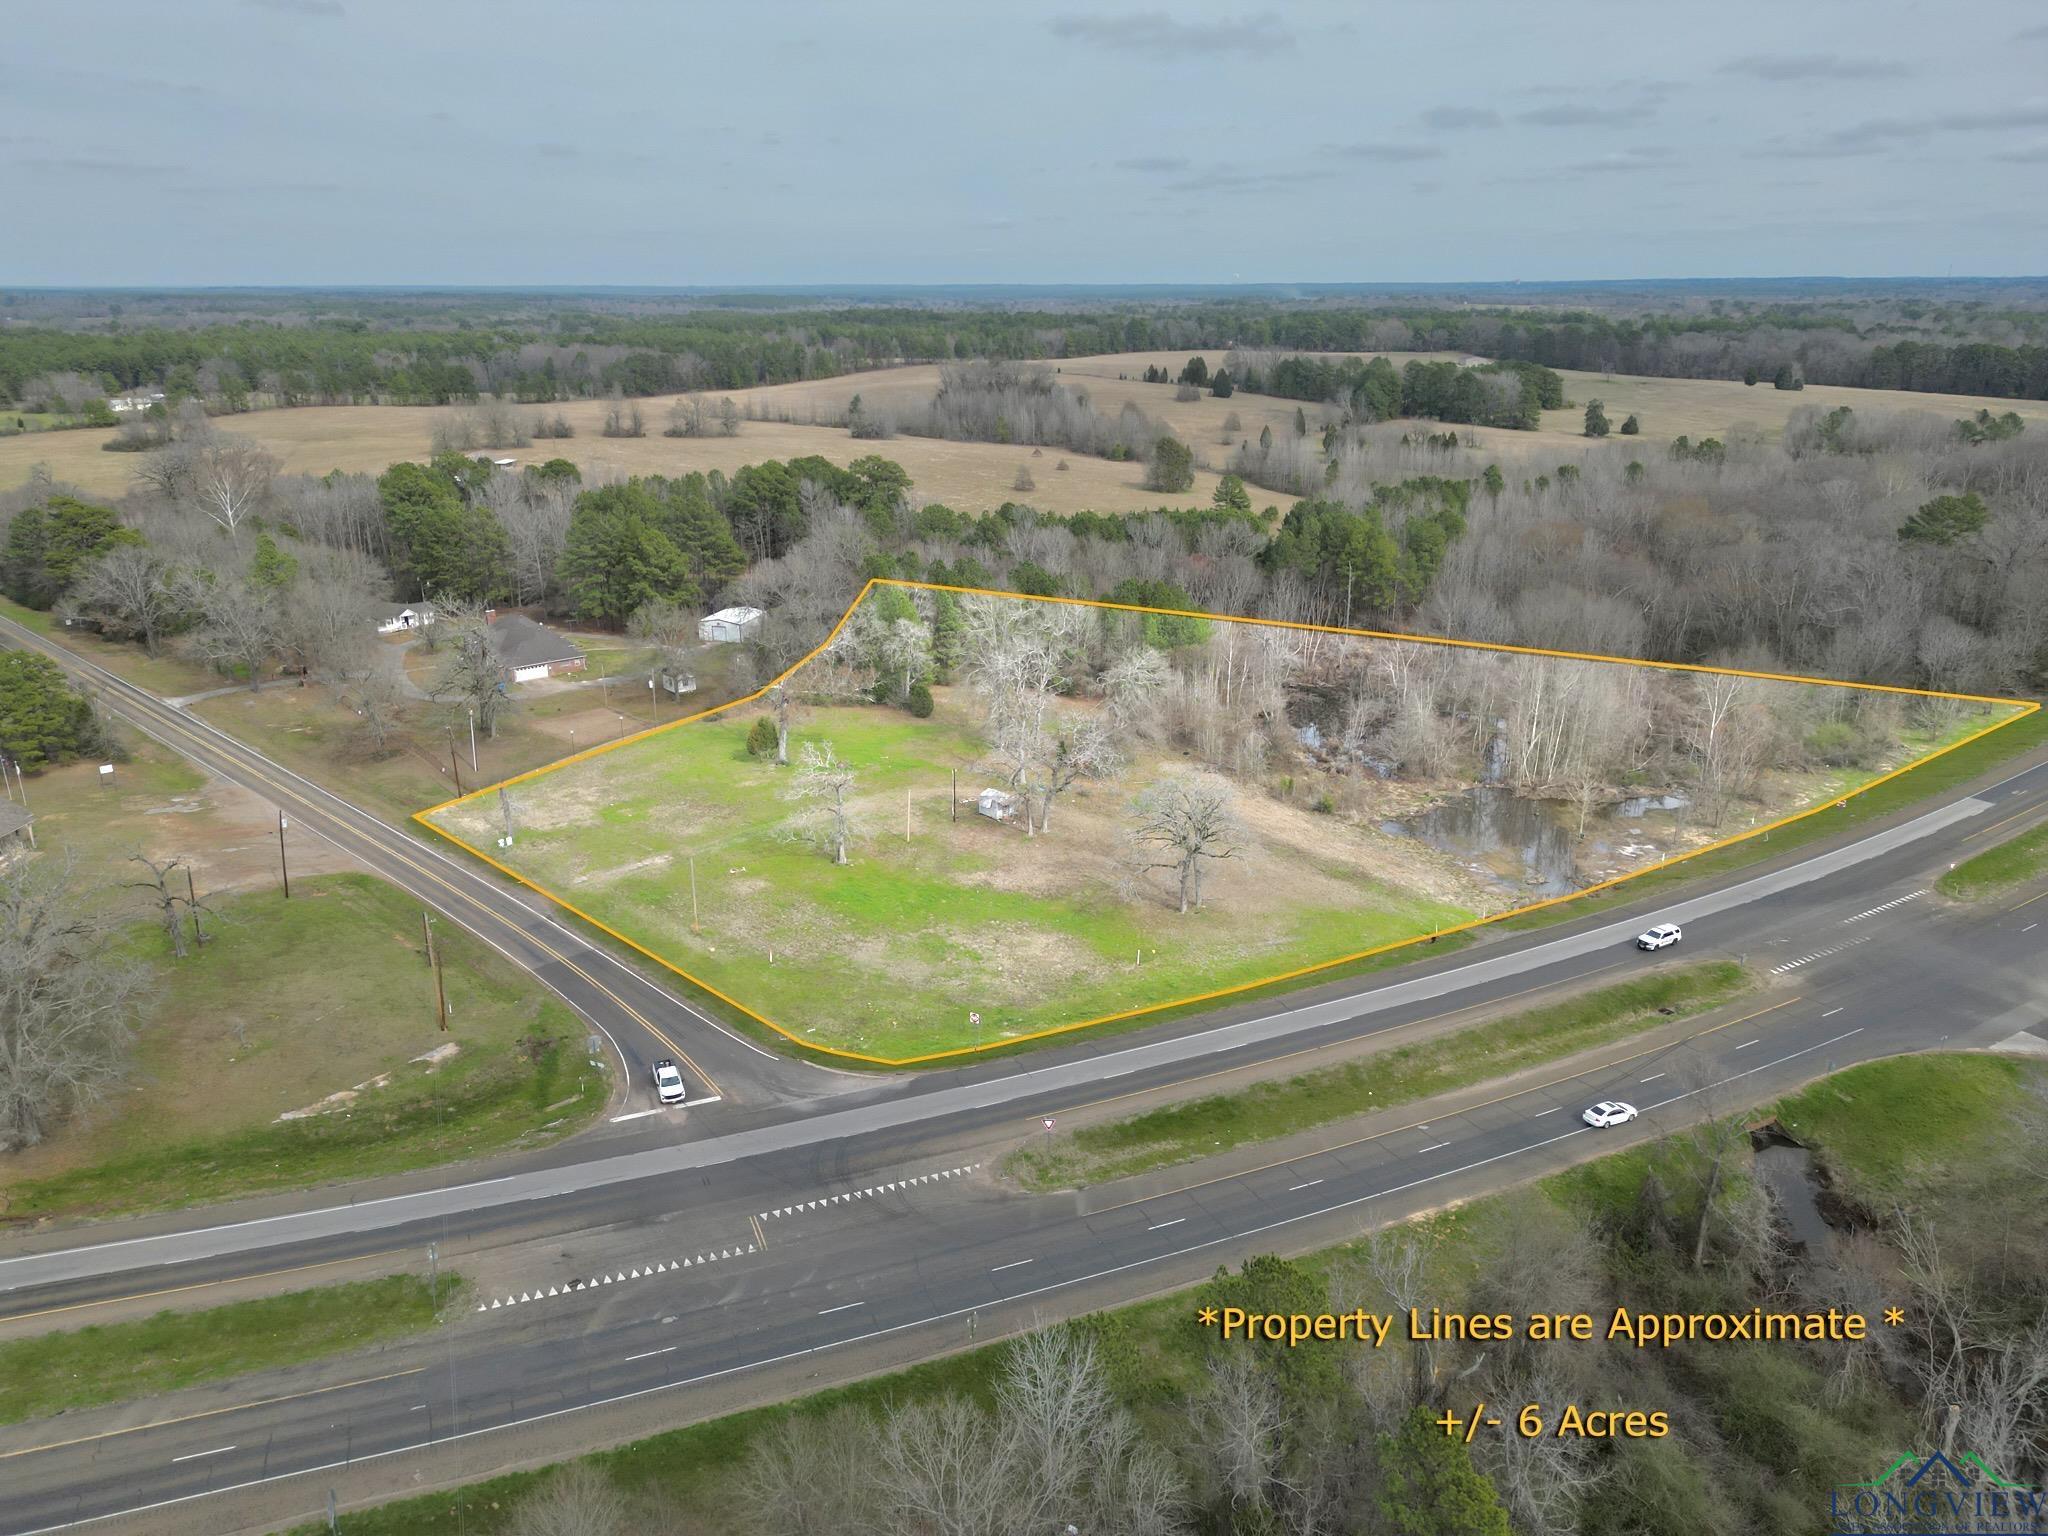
[4,0,2045,286]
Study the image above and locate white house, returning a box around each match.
[108,390,167,413]
[373,603,437,634]
[698,606,764,644]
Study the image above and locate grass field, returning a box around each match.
[1936,816,2048,900]
[0,1273,460,1425]
[7,350,2040,513]
[1005,961,1753,1190]
[1,872,603,1220]
[422,691,1478,1061]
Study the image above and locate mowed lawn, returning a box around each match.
[426,702,1473,1059]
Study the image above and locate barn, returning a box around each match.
[698,606,763,645]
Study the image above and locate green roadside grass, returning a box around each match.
[3,875,606,1221]
[1769,1053,2033,1198]
[294,1052,2039,1536]
[1937,817,2048,900]
[1004,960,1753,1191]
[0,1273,462,1426]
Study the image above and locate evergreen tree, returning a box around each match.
[657,476,746,598]
[1211,473,1252,514]
[247,532,298,591]
[1619,413,1641,435]
[0,650,102,769]
[1,495,136,608]
[1898,491,1990,547]
[1481,463,1504,502]
[558,485,691,624]
[1147,435,1195,494]
[1375,1406,1511,1536]
[1583,398,1610,438]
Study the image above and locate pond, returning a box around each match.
[1751,1141,1834,1251]
[1380,786,1694,898]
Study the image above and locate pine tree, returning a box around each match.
[1375,1406,1511,1536]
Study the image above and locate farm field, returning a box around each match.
[6,349,2041,513]
[418,585,2018,1064]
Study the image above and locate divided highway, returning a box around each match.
[3,612,2045,1534]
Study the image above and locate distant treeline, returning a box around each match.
[5,297,2045,413]
[1234,354,1566,429]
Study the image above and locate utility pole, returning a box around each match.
[447,727,463,794]
[277,810,291,899]
[467,708,477,771]
[186,866,204,947]
[425,915,449,1031]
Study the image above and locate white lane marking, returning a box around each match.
[608,1108,664,1123]
[170,1446,237,1463]
[1770,934,1877,974]
[818,1301,864,1315]
[1640,1073,1665,1083]
[2024,923,2039,933]
[1415,1142,1449,1153]
[21,1018,1892,1536]
[409,1404,427,1412]
[990,1259,1034,1273]
[1843,890,1928,923]
[1147,1218,1186,1231]
[682,1095,724,1108]
[1288,1179,1324,1191]
[1735,1039,1758,1050]
[1821,1007,1844,1018]
[761,1164,979,1221]
[624,1347,676,1362]
[1533,1105,1562,1116]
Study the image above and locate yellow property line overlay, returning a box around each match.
[412,579,2041,1067]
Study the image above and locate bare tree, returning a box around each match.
[68,543,190,657]
[0,857,147,1151]
[664,396,706,438]
[192,579,279,689]
[431,599,510,738]
[1128,773,1241,913]
[1677,1059,1750,1269]
[191,434,278,544]
[345,662,406,753]
[1035,714,1124,833]
[629,596,699,693]
[719,396,741,436]
[770,682,792,766]
[783,741,859,864]
[1195,1353,1288,1522]
[740,1405,884,1535]
[125,853,215,960]
[1475,1369,1603,1536]
[875,1396,1009,1536]
[505,1463,629,1536]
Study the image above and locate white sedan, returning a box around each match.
[1635,922,1683,951]
[1582,1101,1640,1128]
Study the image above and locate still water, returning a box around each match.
[1380,787,1693,897]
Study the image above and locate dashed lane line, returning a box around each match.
[759,1163,979,1221]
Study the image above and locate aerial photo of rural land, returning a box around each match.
[2,5,2046,1536]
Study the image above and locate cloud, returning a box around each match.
[1115,155,1191,174]
[2016,21,2048,40]
[1420,106,1501,131]
[534,142,580,160]
[1320,141,1443,163]
[11,155,177,178]
[1991,141,2048,162]
[1517,101,1658,128]
[1719,52,1907,81]
[1767,107,2048,158]
[1048,11,1293,58]
[1562,146,1676,174]
[1161,164,1335,194]
[245,0,346,14]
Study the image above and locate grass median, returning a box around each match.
[1936,817,2048,900]
[1005,960,1754,1191]
[0,1272,461,1426]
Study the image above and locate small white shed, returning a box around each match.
[975,788,1021,823]
[698,606,763,644]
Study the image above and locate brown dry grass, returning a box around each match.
[7,347,2042,508]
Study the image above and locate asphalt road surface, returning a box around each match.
[3,614,2044,1534]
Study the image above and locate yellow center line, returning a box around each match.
[2007,887,2048,912]
[1086,995,1803,1215]
[1960,806,2039,845]
[1036,962,1629,1125]
[749,1214,768,1250]
[0,1367,427,1461]
[0,1248,409,1327]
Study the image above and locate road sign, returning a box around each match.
[969,1011,981,1028]
[1043,1116,1055,1132]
